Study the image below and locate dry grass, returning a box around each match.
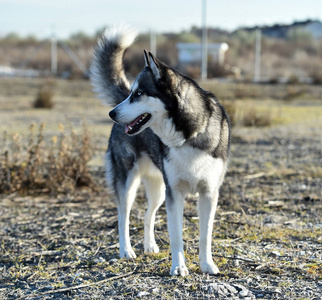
[0,122,97,195]
[233,85,260,99]
[1,148,321,298]
[0,78,321,299]
[222,100,236,127]
[310,71,322,84]
[222,101,272,128]
[33,87,55,109]
[284,85,306,101]
[241,106,272,127]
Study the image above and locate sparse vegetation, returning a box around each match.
[242,106,272,127]
[284,85,306,101]
[1,21,322,79]
[33,79,56,109]
[33,86,55,108]
[222,100,236,127]
[0,78,321,299]
[233,85,259,99]
[0,121,97,195]
[310,70,322,84]
[287,74,300,84]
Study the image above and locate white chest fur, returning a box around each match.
[163,145,224,196]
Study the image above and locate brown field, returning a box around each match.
[0,78,321,299]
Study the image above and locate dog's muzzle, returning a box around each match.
[109,109,117,120]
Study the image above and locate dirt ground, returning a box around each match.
[0,78,321,299]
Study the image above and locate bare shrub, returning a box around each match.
[234,85,260,99]
[222,100,236,127]
[287,74,300,84]
[242,106,272,127]
[179,63,200,79]
[284,86,305,101]
[207,62,231,78]
[0,122,97,195]
[234,86,248,98]
[268,77,279,84]
[33,81,55,109]
[310,71,322,85]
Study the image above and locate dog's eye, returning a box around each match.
[136,91,142,96]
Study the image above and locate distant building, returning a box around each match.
[240,19,322,39]
[0,65,42,77]
[302,20,322,39]
[176,43,229,66]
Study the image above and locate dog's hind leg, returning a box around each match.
[116,171,141,259]
[198,189,220,274]
[142,175,165,254]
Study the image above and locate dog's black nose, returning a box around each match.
[109,109,116,120]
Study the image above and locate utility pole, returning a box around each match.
[254,28,261,82]
[51,25,57,75]
[150,30,157,56]
[201,0,208,80]
[19,25,87,76]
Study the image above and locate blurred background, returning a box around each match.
[1,0,322,82]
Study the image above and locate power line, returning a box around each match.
[58,40,87,73]
[18,32,87,75]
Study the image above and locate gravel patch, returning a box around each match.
[1,126,321,299]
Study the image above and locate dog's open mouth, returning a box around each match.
[125,113,151,135]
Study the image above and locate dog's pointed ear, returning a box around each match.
[143,50,150,67]
[148,51,161,80]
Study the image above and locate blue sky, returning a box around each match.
[1,0,321,38]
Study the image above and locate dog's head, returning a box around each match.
[109,51,176,136]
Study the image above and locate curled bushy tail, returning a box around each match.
[90,26,138,106]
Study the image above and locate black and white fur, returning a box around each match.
[90,26,231,276]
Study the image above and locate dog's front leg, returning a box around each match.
[143,176,165,254]
[117,175,141,259]
[198,190,220,274]
[166,191,189,276]
[118,207,136,259]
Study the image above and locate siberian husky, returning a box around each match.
[90,26,231,276]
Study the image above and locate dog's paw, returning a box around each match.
[200,260,220,275]
[120,248,136,259]
[170,265,189,277]
[144,242,159,254]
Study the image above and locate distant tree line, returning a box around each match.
[1,22,322,81]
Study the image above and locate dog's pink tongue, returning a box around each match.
[125,125,130,134]
[125,115,142,134]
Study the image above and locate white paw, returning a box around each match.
[144,242,159,254]
[170,265,189,277]
[120,248,136,259]
[200,260,220,274]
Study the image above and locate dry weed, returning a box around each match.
[284,85,305,101]
[0,122,97,195]
[310,71,322,84]
[222,100,236,127]
[234,85,260,99]
[242,106,272,127]
[33,88,54,109]
[33,80,56,109]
